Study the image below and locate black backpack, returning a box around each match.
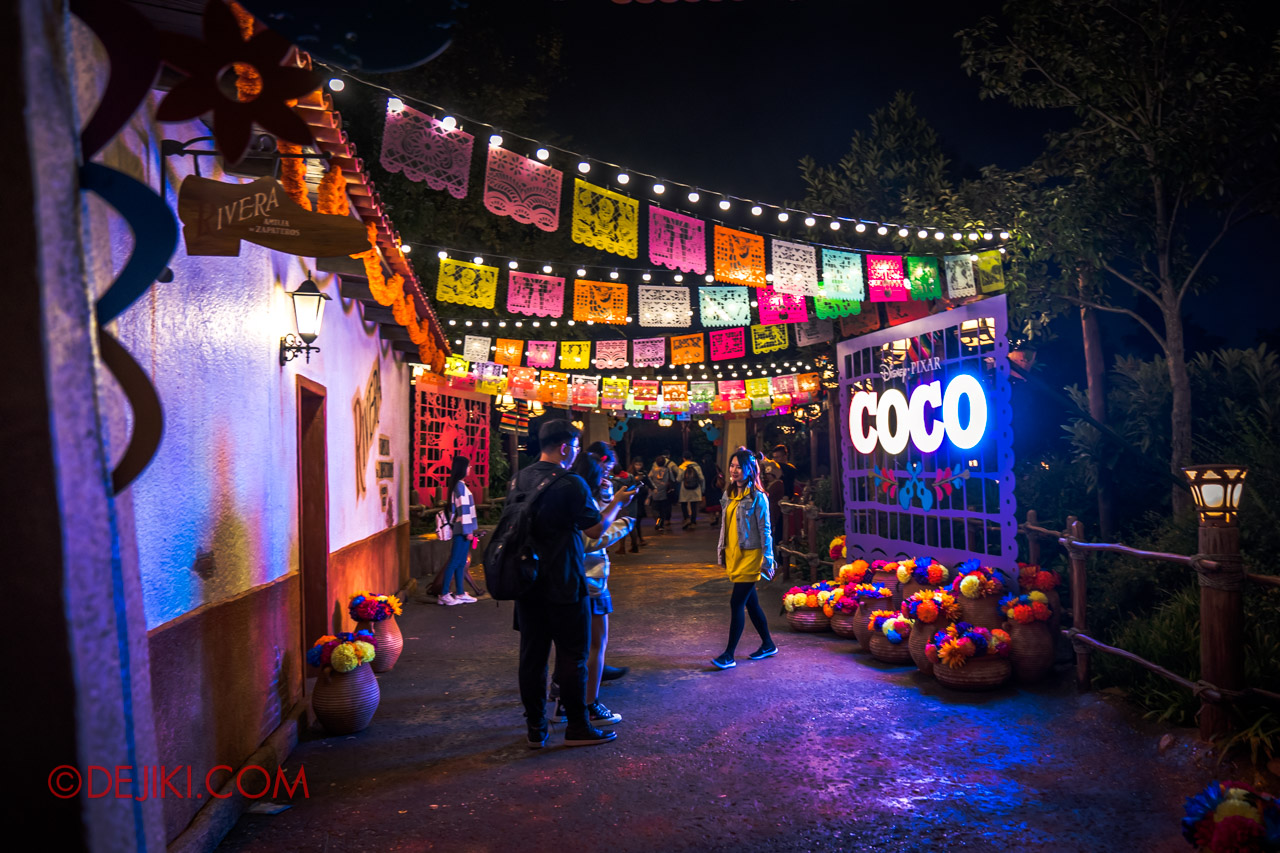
[483,470,563,600]
[682,464,701,490]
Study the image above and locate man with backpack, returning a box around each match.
[497,419,636,749]
[647,452,681,533]
[677,450,704,530]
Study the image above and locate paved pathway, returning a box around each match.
[220,520,1217,852]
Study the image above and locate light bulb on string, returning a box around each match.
[577,161,591,174]
[327,77,345,92]
[830,221,841,231]
[515,321,523,327]
[567,319,575,326]
[577,268,586,277]
[642,273,651,281]
[778,211,789,222]
[653,183,665,194]
[804,216,816,227]
[387,97,404,112]
[441,116,457,131]
[918,229,928,238]
[472,255,483,264]
[448,319,456,326]
[999,231,1011,239]
[498,321,506,328]
[617,172,630,185]
[489,133,503,147]
[508,260,518,269]
[983,232,994,240]
[400,244,411,254]
[877,225,888,236]
[674,274,683,282]
[718,199,731,211]
[688,190,700,203]
[898,228,909,237]
[550,320,557,327]
[609,271,619,280]
[751,205,762,216]
[542,265,553,273]
[855,223,867,233]
[968,232,980,241]
[705,274,714,283]
[535,148,550,161]
[481,321,489,327]
[465,320,473,327]
[952,232,962,240]
[934,232,945,240]
[437,250,448,259]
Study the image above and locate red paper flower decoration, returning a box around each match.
[156,0,321,163]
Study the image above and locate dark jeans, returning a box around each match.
[516,597,590,728]
[725,581,773,657]
[653,498,672,526]
[681,501,698,523]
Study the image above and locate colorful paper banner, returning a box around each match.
[751,323,788,354]
[638,285,692,327]
[713,225,767,287]
[906,256,942,300]
[867,254,908,302]
[649,206,706,274]
[662,382,689,403]
[710,327,745,361]
[699,286,751,327]
[944,253,977,298]
[795,318,833,347]
[559,341,591,370]
[671,332,705,365]
[570,179,638,259]
[507,271,565,317]
[975,250,1005,293]
[594,339,629,370]
[482,145,562,232]
[571,375,600,407]
[633,337,666,368]
[771,240,820,297]
[526,340,557,368]
[494,338,524,367]
[380,103,473,199]
[821,249,865,301]
[757,286,809,325]
[462,335,491,363]
[573,279,628,325]
[438,258,499,309]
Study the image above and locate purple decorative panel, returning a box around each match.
[836,294,1016,577]
[507,272,565,317]
[649,206,706,273]
[483,146,563,232]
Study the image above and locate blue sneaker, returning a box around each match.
[711,654,736,670]
[749,645,778,661]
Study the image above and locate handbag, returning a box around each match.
[433,508,453,541]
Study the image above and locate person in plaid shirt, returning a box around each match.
[440,454,479,605]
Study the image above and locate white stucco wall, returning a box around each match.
[90,103,408,630]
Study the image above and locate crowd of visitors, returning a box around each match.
[433,422,802,747]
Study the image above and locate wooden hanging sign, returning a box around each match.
[177,176,369,257]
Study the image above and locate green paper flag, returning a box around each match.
[905,256,941,300]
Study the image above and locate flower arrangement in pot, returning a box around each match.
[866,610,914,664]
[1017,563,1062,633]
[836,559,872,586]
[348,591,404,672]
[1181,780,1278,852]
[783,583,835,632]
[901,589,960,675]
[308,631,381,734]
[896,557,951,603]
[948,561,1007,629]
[870,560,904,609]
[844,583,894,649]
[1000,592,1055,683]
[827,588,861,639]
[925,622,1012,690]
[828,535,847,562]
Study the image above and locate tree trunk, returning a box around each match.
[1165,308,1193,517]
[1079,280,1114,539]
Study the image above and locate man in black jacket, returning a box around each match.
[514,419,634,748]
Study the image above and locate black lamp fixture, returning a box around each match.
[280,273,332,365]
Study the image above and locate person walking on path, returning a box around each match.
[678,451,704,529]
[615,458,649,554]
[552,442,633,729]
[712,448,777,670]
[511,419,636,748]
[439,454,478,606]
[648,453,680,533]
[702,455,724,522]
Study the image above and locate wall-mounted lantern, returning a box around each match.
[280,274,332,365]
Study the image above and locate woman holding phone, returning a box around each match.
[711,448,777,669]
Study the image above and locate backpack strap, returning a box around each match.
[523,469,564,505]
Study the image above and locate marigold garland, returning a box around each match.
[316,164,349,216]
[277,140,312,210]
[229,2,262,102]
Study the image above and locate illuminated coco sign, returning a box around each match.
[848,374,988,455]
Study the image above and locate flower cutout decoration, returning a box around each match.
[156,0,321,163]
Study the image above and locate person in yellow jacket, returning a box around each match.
[711,448,777,669]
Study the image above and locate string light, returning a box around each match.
[877,225,888,236]
[855,223,867,233]
[653,182,665,194]
[778,212,789,222]
[578,161,591,174]
[535,148,550,161]
[577,267,587,276]
[508,260,518,269]
[441,116,457,131]
[999,231,1011,239]
[328,78,345,92]
[642,273,651,281]
[609,271,620,280]
[934,232,945,240]
[952,232,962,240]
[983,231,994,240]
[473,255,483,264]
[401,244,411,254]
[387,97,404,112]
[489,133,503,147]
[674,274,684,282]
[542,265,553,273]
[437,250,448,259]
[968,231,980,241]
[830,221,841,230]
[617,172,630,185]
[898,228,909,237]
[918,229,928,238]
[688,190,700,203]
[751,205,762,216]
[718,199,731,211]
[804,216,816,227]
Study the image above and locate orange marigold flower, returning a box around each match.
[938,639,968,668]
[1012,604,1034,624]
[917,601,939,623]
[1031,601,1051,621]
[1035,571,1058,591]
[806,594,819,609]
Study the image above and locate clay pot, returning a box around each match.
[929,650,1011,691]
[830,609,860,639]
[957,594,1004,630]
[868,631,913,665]
[1008,620,1054,684]
[312,664,380,735]
[871,570,902,610]
[851,601,875,650]
[786,608,831,632]
[900,580,931,604]
[910,619,952,675]
[358,615,404,673]
[1044,589,1062,636]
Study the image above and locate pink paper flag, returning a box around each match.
[483,146,562,232]
[507,272,565,317]
[867,254,908,302]
[633,337,667,368]
[380,102,473,199]
[718,379,746,399]
[710,327,745,361]
[648,206,707,274]
[594,339,629,370]
[526,340,557,368]
[757,286,809,325]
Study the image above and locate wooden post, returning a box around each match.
[1026,509,1040,566]
[1067,516,1090,691]
[1198,522,1244,740]
[826,399,842,510]
[805,506,818,584]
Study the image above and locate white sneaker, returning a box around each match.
[438,593,457,606]
[455,592,477,603]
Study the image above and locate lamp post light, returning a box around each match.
[1182,464,1248,740]
[280,274,332,364]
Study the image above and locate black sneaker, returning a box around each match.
[588,702,622,726]
[564,725,618,747]
[601,665,630,682]
[527,720,549,749]
[550,700,568,724]
[748,645,779,661]
[711,654,736,670]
